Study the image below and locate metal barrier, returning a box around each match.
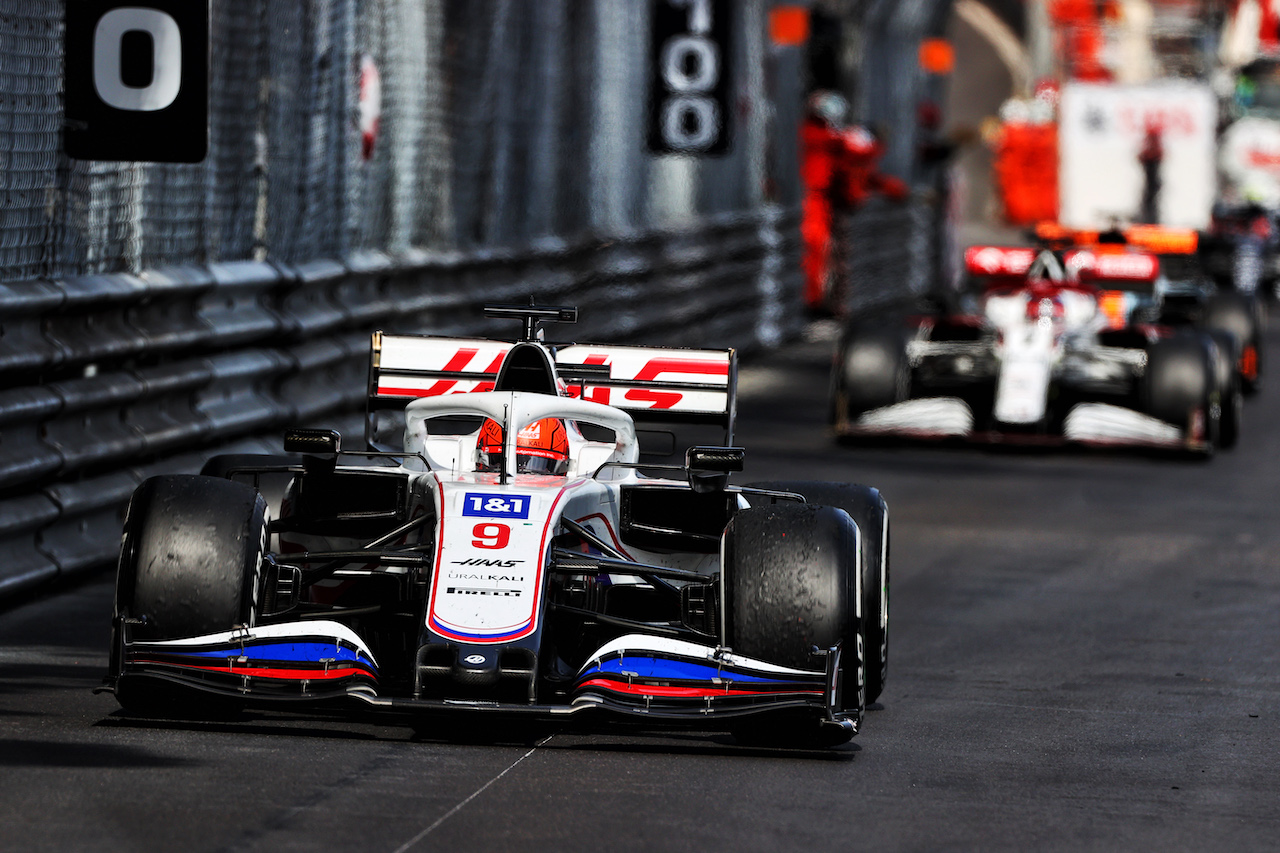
[0,208,804,599]
[833,193,944,316]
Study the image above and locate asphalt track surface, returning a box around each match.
[2,325,1278,852]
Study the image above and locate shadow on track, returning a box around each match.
[0,737,198,768]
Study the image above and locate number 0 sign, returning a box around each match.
[64,0,209,162]
[648,0,732,155]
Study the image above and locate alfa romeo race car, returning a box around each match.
[103,304,889,748]
[830,245,1239,454]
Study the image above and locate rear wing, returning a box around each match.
[1063,249,1159,292]
[367,333,736,461]
[556,344,736,461]
[369,334,510,402]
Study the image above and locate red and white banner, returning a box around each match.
[1220,116,1280,206]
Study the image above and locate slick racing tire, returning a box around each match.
[830,324,909,427]
[201,453,302,520]
[746,481,889,704]
[1142,335,1218,456]
[1203,291,1263,395]
[1206,331,1242,450]
[112,475,269,715]
[723,503,863,747]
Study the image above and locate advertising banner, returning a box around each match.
[1059,82,1216,229]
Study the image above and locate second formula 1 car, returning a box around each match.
[830,245,1238,454]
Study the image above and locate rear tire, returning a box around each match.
[723,503,863,747]
[113,475,269,715]
[1203,291,1263,394]
[746,481,889,704]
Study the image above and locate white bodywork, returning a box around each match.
[396,388,723,645]
[985,286,1101,425]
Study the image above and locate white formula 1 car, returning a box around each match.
[831,246,1238,455]
[103,304,890,748]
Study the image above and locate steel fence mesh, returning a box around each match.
[262,0,312,263]
[0,0,803,280]
[310,0,354,262]
[204,0,265,263]
[81,162,142,272]
[0,2,64,279]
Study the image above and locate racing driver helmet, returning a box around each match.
[476,417,570,476]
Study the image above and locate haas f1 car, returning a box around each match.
[103,305,889,748]
[830,246,1241,454]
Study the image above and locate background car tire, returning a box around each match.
[830,325,909,426]
[1203,291,1263,395]
[746,481,889,704]
[113,475,269,714]
[723,502,863,747]
[1205,331,1242,450]
[1142,335,1218,455]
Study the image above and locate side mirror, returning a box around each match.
[284,428,341,457]
[686,446,745,494]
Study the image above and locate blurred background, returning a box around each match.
[0,0,1272,597]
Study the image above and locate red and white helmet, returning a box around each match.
[476,418,570,476]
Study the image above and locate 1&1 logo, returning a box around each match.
[64,1,208,162]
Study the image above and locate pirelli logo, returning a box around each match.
[446,587,522,598]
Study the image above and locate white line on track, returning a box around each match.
[390,735,554,852]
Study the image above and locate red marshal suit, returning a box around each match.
[800,118,908,311]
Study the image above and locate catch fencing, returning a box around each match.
[834,0,958,315]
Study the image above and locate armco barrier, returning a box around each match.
[130,266,218,354]
[0,278,63,376]
[0,387,62,489]
[0,493,59,598]
[199,261,284,347]
[0,208,808,602]
[835,195,924,316]
[45,273,150,367]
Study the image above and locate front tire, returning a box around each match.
[746,481,889,704]
[112,475,269,715]
[1203,291,1263,394]
[723,503,863,746]
[1142,335,1218,455]
[1205,331,1242,450]
[831,325,909,427]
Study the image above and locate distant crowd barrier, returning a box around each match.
[0,208,803,600]
[834,192,954,317]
